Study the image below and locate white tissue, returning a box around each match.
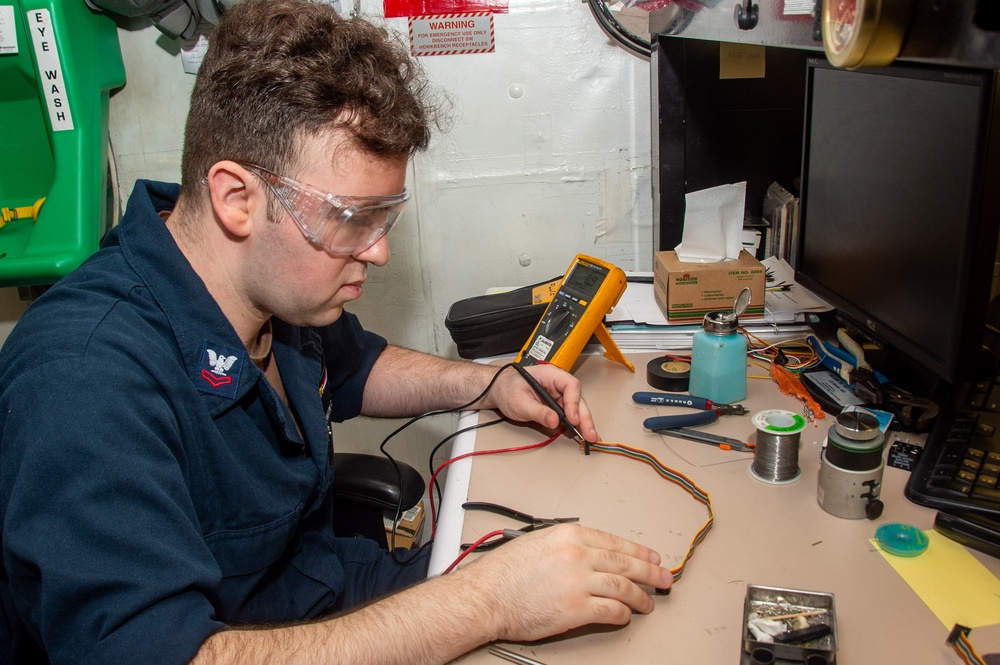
[747,617,785,643]
[674,182,747,263]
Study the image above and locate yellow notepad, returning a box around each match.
[872,530,1000,629]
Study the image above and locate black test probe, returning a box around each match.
[511,363,593,453]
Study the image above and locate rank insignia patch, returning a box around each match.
[196,341,244,398]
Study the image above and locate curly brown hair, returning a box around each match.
[180,0,438,193]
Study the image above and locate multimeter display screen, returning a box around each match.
[564,263,606,298]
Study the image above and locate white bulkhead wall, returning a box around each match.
[0,0,653,471]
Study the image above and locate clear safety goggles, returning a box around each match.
[243,163,409,256]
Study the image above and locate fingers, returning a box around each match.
[571,396,599,443]
[589,571,655,616]
[519,365,600,441]
[491,365,569,430]
[542,526,671,605]
[474,524,672,641]
[568,519,661,563]
[579,596,636,627]
[579,527,672,593]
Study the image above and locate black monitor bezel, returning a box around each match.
[794,58,1000,385]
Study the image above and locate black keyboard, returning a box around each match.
[905,375,1000,518]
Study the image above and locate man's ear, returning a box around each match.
[206,161,259,239]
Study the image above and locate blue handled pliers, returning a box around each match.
[806,332,887,404]
[633,391,749,430]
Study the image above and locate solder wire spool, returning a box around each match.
[750,410,807,484]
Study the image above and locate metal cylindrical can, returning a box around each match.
[817,410,886,520]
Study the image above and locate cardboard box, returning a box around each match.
[612,4,684,40]
[383,500,425,551]
[653,250,766,323]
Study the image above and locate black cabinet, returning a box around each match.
[651,37,811,250]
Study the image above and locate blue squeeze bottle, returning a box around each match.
[688,310,747,404]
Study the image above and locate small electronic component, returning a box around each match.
[887,440,923,470]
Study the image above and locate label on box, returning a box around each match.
[0,6,17,54]
[384,503,424,535]
[654,250,765,322]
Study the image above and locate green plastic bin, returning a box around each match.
[0,0,125,286]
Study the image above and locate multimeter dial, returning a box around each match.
[821,0,913,69]
[519,262,607,366]
[522,290,592,365]
[538,301,575,339]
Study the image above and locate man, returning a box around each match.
[0,1,673,663]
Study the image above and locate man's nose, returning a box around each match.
[354,233,390,266]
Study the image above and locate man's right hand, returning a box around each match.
[193,523,672,665]
[450,523,673,643]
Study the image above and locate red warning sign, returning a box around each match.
[408,13,495,57]
[385,0,507,19]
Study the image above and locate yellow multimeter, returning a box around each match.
[515,254,635,373]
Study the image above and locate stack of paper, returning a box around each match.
[764,182,800,266]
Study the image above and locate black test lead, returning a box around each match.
[511,363,593,454]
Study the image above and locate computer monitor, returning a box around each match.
[794,58,1000,386]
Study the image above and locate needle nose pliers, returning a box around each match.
[632,391,749,430]
[460,501,579,551]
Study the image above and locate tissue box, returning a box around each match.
[613,5,684,39]
[653,250,766,323]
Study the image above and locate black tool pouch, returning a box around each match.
[445,278,559,360]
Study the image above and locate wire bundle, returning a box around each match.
[377,361,714,584]
[378,363,520,561]
[428,430,561,538]
[441,437,714,584]
[744,330,821,375]
[588,441,714,583]
[949,625,988,665]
